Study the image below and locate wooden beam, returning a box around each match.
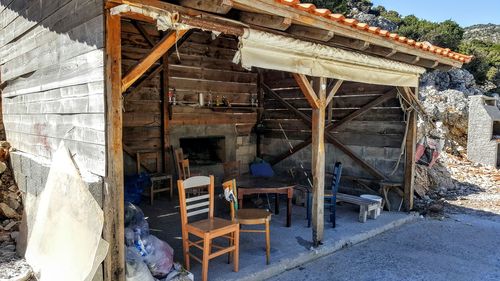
[288,24,334,42]
[269,137,312,165]
[122,29,188,92]
[264,82,387,180]
[403,86,417,210]
[292,73,320,109]
[324,134,386,180]
[104,10,125,281]
[179,0,233,14]
[239,11,292,31]
[123,64,163,98]
[161,45,169,173]
[325,79,343,106]
[132,21,156,47]
[329,89,396,132]
[311,76,326,247]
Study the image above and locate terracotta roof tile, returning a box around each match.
[271,0,472,64]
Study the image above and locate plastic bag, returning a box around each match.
[124,202,150,238]
[142,235,175,278]
[126,247,156,281]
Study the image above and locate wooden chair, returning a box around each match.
[223,161,241,181]
[178,175,240,281]
[136,150,173,204]
[223,179,272,264]
[307,162,342,228]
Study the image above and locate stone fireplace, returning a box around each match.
[180,136,226,165]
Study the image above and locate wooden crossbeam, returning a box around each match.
[292,73,320,109]
[325,79,343,106]
[122,29,188,92]
[328,89,396,132]
[263,83,387,180]
[123,64,163,98]
[269,137,312,165]
[239,11,292,31]
[132,21,156,47]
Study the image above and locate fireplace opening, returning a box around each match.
[180,136,225,165]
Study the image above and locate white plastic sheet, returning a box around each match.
[26,143,107,281]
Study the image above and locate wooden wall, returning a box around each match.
[261,71,406,184]
[121,20,257,173]
[0,0,106,176]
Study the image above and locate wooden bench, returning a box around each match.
[337,193,381,223]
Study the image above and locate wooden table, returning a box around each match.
[236,175,295,227]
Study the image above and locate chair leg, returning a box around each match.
[202,235,210,281]
[233,228,239,272]
[183,237,190,271]
[359,206,368,223]
[227,232,233,264]
[169,177,173,200]
[330,196,336,228]
[265,220,271,265]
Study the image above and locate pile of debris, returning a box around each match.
[414,153,500,217]
[414,68,500,217]
[0,141,33,280]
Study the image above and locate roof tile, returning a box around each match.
[271,0,472,63]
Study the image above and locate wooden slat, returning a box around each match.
[122,30,188,92]
[103,11,125,281]
[288,24,334,42]
[325,79,343,106]
[269,137,312,165]
[179,0,233,14]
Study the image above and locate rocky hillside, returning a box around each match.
[464,24,500,43]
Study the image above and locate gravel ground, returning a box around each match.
[268,213,500,281]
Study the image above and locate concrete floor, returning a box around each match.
[268,213,500,281]
[140,193,417,281]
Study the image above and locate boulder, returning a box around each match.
[0,203,20,219]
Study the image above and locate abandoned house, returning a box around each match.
[0,0,472,280]
[467,95,500,168]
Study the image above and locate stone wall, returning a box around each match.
[467,96,500,167]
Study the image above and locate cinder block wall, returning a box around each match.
[467,96,499,167]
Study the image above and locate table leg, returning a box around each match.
[274,193,279,215]
[239,198,243,209]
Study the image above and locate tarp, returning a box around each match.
[236,29,426,87]
[25,143,108,281]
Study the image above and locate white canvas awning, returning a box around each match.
[236,29,426,87]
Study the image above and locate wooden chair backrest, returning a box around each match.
[178,176,214,226]
[223,161,240,180]
[222,179,238,220]
[136,150,161,174]
[174,148,186,179]
[180,159,191,179]
[331,162,343,194]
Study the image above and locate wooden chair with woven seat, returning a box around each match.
[136,150,173,205]
[222,179,272,265]
[178,175,240,281]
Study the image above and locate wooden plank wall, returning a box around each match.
[262,70,406,183]
[0,0,106,176]
[121,20,257,172]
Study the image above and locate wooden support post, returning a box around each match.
[122,29,188,92]
[104,11,125,281]
[403,86,417,211]
[310,77,326,247]
[161,51,169,173]
[256,70,264,158]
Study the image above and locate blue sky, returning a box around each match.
[372,0,500,27]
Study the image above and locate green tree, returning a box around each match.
[422,20,464,50]
[305,0,350,14]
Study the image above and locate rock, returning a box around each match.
[3,244,15,251]
[0,233,10,242]
[353,12,398,31]
[0,203,20,219]
[10,231,19,241]
[0,161,6,174]
[428,203,444,213]
[4,221,18,231]
[7,197,20,211]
